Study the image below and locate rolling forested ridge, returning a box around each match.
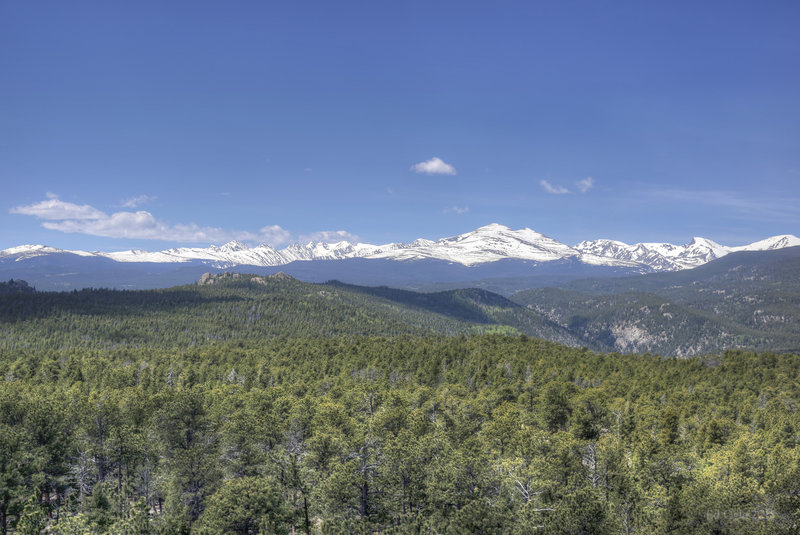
[510,247,800,357]
[1,274,799,534]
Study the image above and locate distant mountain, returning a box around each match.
[4,224,641,268]
[1,224,797,291]
[573,237,730,271]
[574,234,800,271]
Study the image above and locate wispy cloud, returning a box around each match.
[10,196,298,246]
[411,157,456,176]
[444,205,470,214]
[38,211,294,246]
[576,177,595,193]
[299,230,360,244]
[540,180,570,195]
[540,177,595,195]
[10,197,106,220]
[120,195,156,209]
[647,188,800,223]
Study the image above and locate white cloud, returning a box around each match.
[10,197,106,220]
[41,212,296,245]
[258,225,292,246]
[300,230,361,244]
[576,177,595,193]
[411,157,456,176]
[41,210,249,243]
[540,180,570,195]
[12,195,295,245]
[12,195,365,247]
[444,205,470,214]
[120,195,156,208]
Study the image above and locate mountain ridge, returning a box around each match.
[4,224,797,273]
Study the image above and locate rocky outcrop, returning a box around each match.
[198,272,242,285]
[197,272,295,286]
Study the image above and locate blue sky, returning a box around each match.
[2,1,798,251]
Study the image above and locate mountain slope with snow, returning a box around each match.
[730,234,800,252]
[574,234,798,271]
[2,225,798,275]
[0,244,96,260]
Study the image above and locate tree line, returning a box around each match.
[1,334,799,534]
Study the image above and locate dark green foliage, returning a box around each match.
[198,477,290,534]
[0,275,580,350]
[0,279,34,295]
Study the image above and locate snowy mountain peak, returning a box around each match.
[217,240,248,252]
[474,223,512,232]
[575,233,799,272]
[730,234,800,252]
[2,226,798,272]
[398,224,578,265]
[685,237,725,251]
[1,244,59,256]
[575,236,727,271]
[0,244,94,260]
[470,223,547,240]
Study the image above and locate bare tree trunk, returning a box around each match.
[360,481,369,517]
[303,494,310,535]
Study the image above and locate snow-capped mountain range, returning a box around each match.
[2,223,798,273]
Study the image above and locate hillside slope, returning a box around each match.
[0,273,583,350]
[511,247,800,356]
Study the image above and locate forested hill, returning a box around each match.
[0,272,582,350]
[511,247,800,357]
[555,246,800,295]
[3,260,798,356]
